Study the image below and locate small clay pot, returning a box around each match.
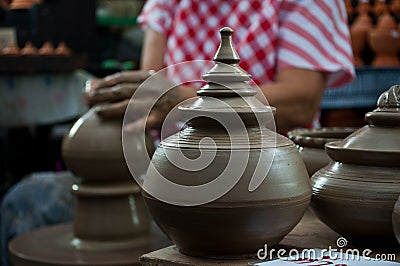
[55,42,72,56]
[311,85,400,246]
[3,43,20,55]
[288,127,358,176]
[21,41,38,56]
[391,0,400,17]
[350,13,373,66]
[38,41,54,55]
[373,0,389,17]
[393,195,400,244]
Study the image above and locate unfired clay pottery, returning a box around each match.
[62,106,153,239]
[8,103,171,265]
[288,127,357,176]
[142,27,311,258]
[368,12,400,66]
[311,85,400,246]
[393,195,400,244]
[350,13,373,66]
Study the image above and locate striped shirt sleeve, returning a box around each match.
[137,0,178,36]
[277,0,355,88]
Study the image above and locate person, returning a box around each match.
[0,1,355,264]
[87,0,355,134]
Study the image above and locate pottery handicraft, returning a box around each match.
[288,127,357,176]
[311,85,400,246]
[141,27,311,258]
[350,13,373,66]
[62,104,153,243]
[368,12,400,66]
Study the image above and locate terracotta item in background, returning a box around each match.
[3,43,20,55]
[368,12,400,66]
[38,41,54,55]
[311,85,400,246]
[21,41,38,56]
[356,0,371,15]
[350,13,373,66]
[9,0,36,9]
[344,0,354,18]
[55,42,72,56]
[287,127,357,176]
[391,0,400,18]
[373,0,389,17]
[142,27,311,258]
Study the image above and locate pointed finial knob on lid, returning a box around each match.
[213,27,240,64]
[377,85,400,109]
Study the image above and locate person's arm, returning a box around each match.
[140,28,167,71]
[259,68,326,133]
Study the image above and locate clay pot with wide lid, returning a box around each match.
[142,27,311,258]
[311,85,400,245]
[62,102,154,242]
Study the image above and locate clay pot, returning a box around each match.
[55,42,72,56]
[350,13,373,66]
[142,27,311,258]
[345,0,354,18]
[356,0,372,15]
[9,0,36,9]
[3,43,20,55]
[62,106,154,241]
[311,85,400,246]
[368,13,400,66]
[393,196,400,244]
[21,41,38,56]
[288,127,357,176]
[391,0,400,17]
[373,0,389,17]
[38,41,54,55]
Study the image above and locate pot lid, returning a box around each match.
[325,85,400,167]
[179,27,274,118]
[164,27,289,149]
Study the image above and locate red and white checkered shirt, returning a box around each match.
[138,0,355,88]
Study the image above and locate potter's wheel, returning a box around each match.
[8,222,171,266]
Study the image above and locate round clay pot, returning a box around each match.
[142,27,311,258]
[311,85,400,246]
[55,42,72,56]
[350,13,373,66]
[21,41,38,56]
[391,0,400,17]
[356,0,372,16]
[373,0,389,17]
[393,195,400,244]
[3,43,20,55]
[288,127,358,176]
[38,41,54,55]
[62,106,154,240]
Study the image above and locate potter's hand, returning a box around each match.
[84,70,179,131]
[85,70,152,109]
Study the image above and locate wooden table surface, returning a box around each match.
[140,209,400,265]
